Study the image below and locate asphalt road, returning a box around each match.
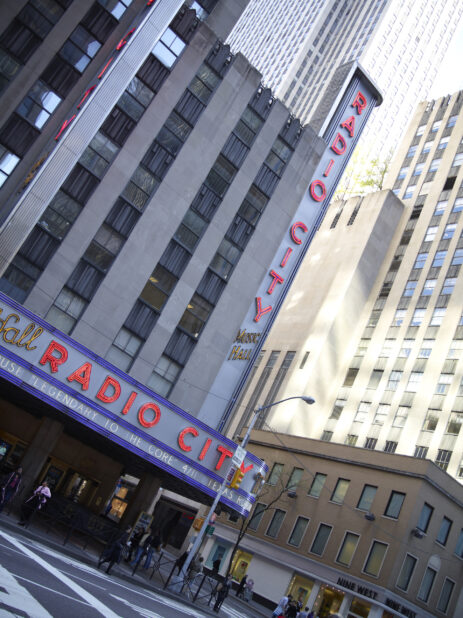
[0,528,251,618]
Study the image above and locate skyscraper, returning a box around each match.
[228,0,463,184]
[230,89,463,484]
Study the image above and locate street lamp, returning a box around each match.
[241,395,315,448]
[179,395,315,582]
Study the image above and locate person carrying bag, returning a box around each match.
[18,480,51,525]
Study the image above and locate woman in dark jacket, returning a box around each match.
[98,526,131,574]
[0,467,22,512]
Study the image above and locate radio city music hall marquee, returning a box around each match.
[0,292,266,516]
[198,64,383,429]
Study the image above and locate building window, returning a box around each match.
[412,163,424,176]
[392,406,409,428]
[437,136,449,149]
[432,250,447,267]
[397,166,409,179]
[403,184,416,199]
[355,401,371,423]
[452,197,463,213]
[343,367,359,387]
[364,437,377,450]
[431,120,441,133]
[417,503,433,533]
[414,445,429,458]
[422,140,433,154]
[443,223,457,240]
[46,287,86,334]
[330,479,350,505]
[336,532,359,566]
[363,541,388,577]
[105,328,142,371]
[435,449,452,471]
[152,28,186,68]
[419,181,432,195]
[266,509,285,538]
[345,434,357,446]
[248,502,267,531]
[452,152,463,167]
[330,398,345,419]
[406,372,422,392]
[421,279,436,296]
[396,554,417,591]
[357,485,377,511]
[392,309,406,327]
[424,226,438,242]
[267,463,283,486]
[320,430,333,442]
[455,529,463,558]
[437,517,452,546]
[384,491,405,519]
[437,578,455,614]
[16,79,62,129]
[446,412,463,435]
[416,124,426,136]
[406,145,417,158]
[414,252,428,269]
[373,404,389,425]
[308,473,327,498]
[384,441,397,453]
[429,158,441,172]
[147,355,181,397]
[436,373,453,395]
[418,346,432,358]
[0,146,20,187]
[447,115,458,128]
[430,307,446,326]
[310,523,332,556]
[411,309,426,326]
[286,467,303,490]
[442,277,457,296]
[403,280,417,296]
[417,567,437,603]
[386,370,402,391]
[423,410,439,432]
[288,516,309,547]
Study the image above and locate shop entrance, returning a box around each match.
[287,573,315,609]
[152,498,197,549]
[312,584,344,617]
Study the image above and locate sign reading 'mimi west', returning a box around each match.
[0,292,266,516]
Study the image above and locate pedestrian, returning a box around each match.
[236,574,247,598]
[98,526,131,574]
[0,467,22,513]
[212,557,221,575]
[272,593,291,618]
[244,577,254,602]
[213,573,232,612]
[127,526,144,562]
[175,550,189,574]
[131,528,153,567]
[187,555,204,582]
[18,480,51,525]
[285,600,298,618]
[142,529,162,570]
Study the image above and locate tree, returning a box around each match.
[357,150,393,194]
[225,475,294,577]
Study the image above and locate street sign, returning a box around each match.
[232,445,247,466]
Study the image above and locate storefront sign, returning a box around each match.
[0,292,266,516]
[336,577,417,618]
[197,63,383,430]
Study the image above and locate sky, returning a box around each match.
[429,18,463,98]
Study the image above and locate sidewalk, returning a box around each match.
[0,510,269,617]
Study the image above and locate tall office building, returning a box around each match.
[230,89,463,484]
[228,0,463,187]
[0,0,380,525]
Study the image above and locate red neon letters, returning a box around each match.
[252,89,369,323]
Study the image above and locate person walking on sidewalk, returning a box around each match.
[98,526,131,574]
[0,467,22,513]
[213,573,232,612]
[272,593,292,618]
[18,480,51,525]
[235,574,247,598]
[142,529,162,570]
